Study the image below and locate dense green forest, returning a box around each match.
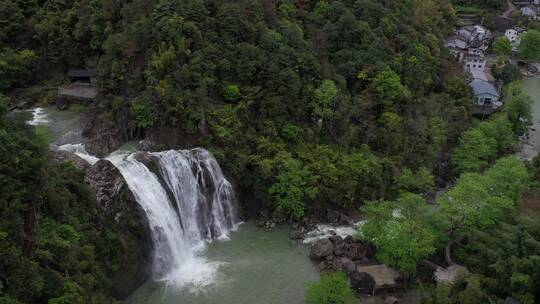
[2,0,540,303]
[1,0,472,218]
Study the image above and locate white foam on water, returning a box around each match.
[303,221,364,244]
[27,107,50,126]
[57,143,100,165]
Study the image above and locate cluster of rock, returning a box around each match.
[310,235,380,294]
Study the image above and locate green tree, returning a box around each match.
[452,128,498,173]
[130,99,157,129]
[312,80,338,121]
[371,68,411,106]
[493,36,512,59]
[305,272,356,304]
[439,157,528,238]
[519,30,540,61]
[224,84,241,102]
[361,193,438,273]
[269,158,318,219]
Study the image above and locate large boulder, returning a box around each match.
[81,110,124,157]
[337,257,356,274]
[310,239,334,259]
[350,271,376,294]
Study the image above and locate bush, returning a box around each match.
[223,84,241,101]
[305,272,356,304]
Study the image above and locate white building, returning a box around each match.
[521,5,538,20]
[463,55,487,71]
[505,27,525,43]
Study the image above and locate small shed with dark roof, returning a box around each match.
[67,68,96,84]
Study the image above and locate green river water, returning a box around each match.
[126,223,319,304]
[516,77,540,160]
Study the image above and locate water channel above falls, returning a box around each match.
[516,77,540,160]
[22,105,320,304]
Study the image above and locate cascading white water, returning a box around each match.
[108,148,239,289]
[57,143,100,165]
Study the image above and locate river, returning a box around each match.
[516,77,540,160]
[22,105,320,304]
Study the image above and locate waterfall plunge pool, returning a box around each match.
[126,222,319,304]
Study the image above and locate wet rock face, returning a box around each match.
[81,111,124,157]
[84,159,152,299]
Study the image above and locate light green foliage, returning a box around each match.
[452,82,532,174]
[224,84,241,102]
[503,92,533,135]
[519,30,540,61]
[493,36,512,59]
[439,157,528,236]
[452,128,498,173]
[397,167,434,193]
[361,193,438,273]
[269,158,318,219]
[371,68,411,106]
[305,272,356,304]
[312,80,338,120]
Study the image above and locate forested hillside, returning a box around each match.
[4,0,539,303]
[4,0,474,218]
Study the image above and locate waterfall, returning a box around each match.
[108,148,239,288]
[57,143,100,165]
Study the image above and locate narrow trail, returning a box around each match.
[501,0,517,19]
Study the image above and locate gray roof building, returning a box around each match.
[470,79,500,98]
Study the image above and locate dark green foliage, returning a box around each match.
[305,272,356,304]
[0,111,120,302]
[451,0,505,10]
[493,64,522,84]
[0,0,472,216]
[430,212,540,304]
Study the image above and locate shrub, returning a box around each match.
[305,272,356,304]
